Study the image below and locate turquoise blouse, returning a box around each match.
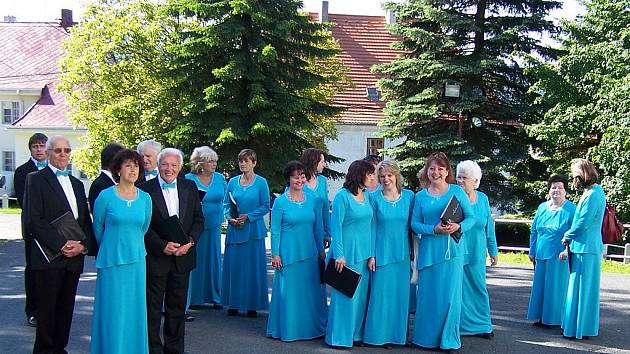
[185,172,227,229]
[92,186,152,268]
[330,188,375,266]
[306,174,331,238]
[411,184,475,269]
[564,185,606,254]
[370,189,415,267]
[463,191,498,264]
[530,200,576,260]
[223,174,270,245]
[271,190,324,266]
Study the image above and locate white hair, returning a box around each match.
[456,160,482,189]
[137,140,162,155]
[158,148,184,166]
[45,135,71,150]
[190,146,218,173]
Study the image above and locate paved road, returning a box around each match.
[1,221,629,353]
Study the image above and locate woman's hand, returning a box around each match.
[490,255,498,266]
[433,222,460,234]
[368,257,376,272]
[559,251,569,261]
[561,237,570,247]
[271,256,282,269]
[228,218,239,227]
[335,257,346,273]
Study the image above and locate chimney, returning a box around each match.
[61,9,74,28]
[3,15,16,23]
[385,9,396,24]
[320,1,329,23]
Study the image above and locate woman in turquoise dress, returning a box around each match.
[527,174,576,327]
[186,146,227,309]
[363,159,414,347]
[325,159,377,348]
[300,148,331,247]
[456,160,499,338]
[561,159,606,339]
[222,149,270,317]
[410,152,475,353]
[90,149,152,354]
[266,161,327,341]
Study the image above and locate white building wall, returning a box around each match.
[324,123,404,200]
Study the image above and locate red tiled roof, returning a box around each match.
[313,13,402,125]
[0,22,73,127]
[12,80,75,128]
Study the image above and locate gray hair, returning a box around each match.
[137,140,162,155]
[456,160,482,189]
[157,148,184,166]
[190,146,218,173]
[45,135,71,150]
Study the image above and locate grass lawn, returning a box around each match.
[498,251,630,274]
[0,207,21,214]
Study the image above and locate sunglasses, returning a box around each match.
[51,148,72,154]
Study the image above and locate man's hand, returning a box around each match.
[163,242,180,256]
[174,242,192,256]
[62,240,85,257]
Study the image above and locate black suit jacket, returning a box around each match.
[88,172,115,212]
[14,159,37,208]
[139,177,204,274]
[26,167,97,273]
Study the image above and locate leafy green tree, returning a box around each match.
[164,0,345,191]
[526,0,630,220]
[59,0,177,177]
[374,0,560,207]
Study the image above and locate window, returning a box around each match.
[1,101,20,124]
[366,138,384,157]
[365,87,380,100]
[3,151,15,171]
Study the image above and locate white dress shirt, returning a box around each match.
[101,169,116,183]
[158,175,179,217]
[48,164,79,219]
[145,169,159,181]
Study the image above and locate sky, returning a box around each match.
[1,0,585,23]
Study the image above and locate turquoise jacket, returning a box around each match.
[565,184,606,254]
[530,200,576,260]
[370,189,415,267]
[463,191,498,264]
[330,188,375,266]
[223,174,270,244]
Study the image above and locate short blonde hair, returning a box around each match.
[190,146,218,173]
[571,158,599,187]
[376,159,403,192]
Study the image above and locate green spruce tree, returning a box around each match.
[165,0,345,191]
[375,0,560,207]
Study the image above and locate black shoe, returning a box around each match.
[227,309,238,316]
[185,313,195,322]
[26,316,37,327]
[189,304,204,310]
[382,344,393,350]
[353,341,364,347]
[475,332,494,340]
[247,310,257,318]
[443,349,460,354]
[328,345,345,350]
[212,303,224,310]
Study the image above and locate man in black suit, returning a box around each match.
[137,139,162,184]
[88,142,124,211]
[13,132,48,327]
[139,148,204,354]
[26,135,97,354]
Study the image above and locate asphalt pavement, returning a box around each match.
[1,213,629,353]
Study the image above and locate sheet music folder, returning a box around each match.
[36,211,86,263]
[440,195,464,243]
[160,215,189,245]
[323,258,362,298]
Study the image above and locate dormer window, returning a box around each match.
[366,87,380,101]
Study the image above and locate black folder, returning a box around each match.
[228,192,239,219]
[197,189,207,201]
[160,215,189,245]
[323,258,362,298]
[440,195,463,243]
[36,211,87,263]
[319,257,326,283]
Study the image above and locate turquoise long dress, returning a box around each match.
[306,174,331,239]
[266,190,327,341]
[527,200,576,325]
[460,191,499,335]
[562,185,606,339]
[185,172,227,306]
[325,188,375,348]
[364,189,414,345]
[90,187,152,354]
[410,184,475,350]
[221,174,270,311]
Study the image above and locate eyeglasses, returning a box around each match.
[51,148,71,154]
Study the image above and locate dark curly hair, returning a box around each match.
[547,174,569,191]
[111,149,143,183]
[300,148,325,180]
[343,160,375,195]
